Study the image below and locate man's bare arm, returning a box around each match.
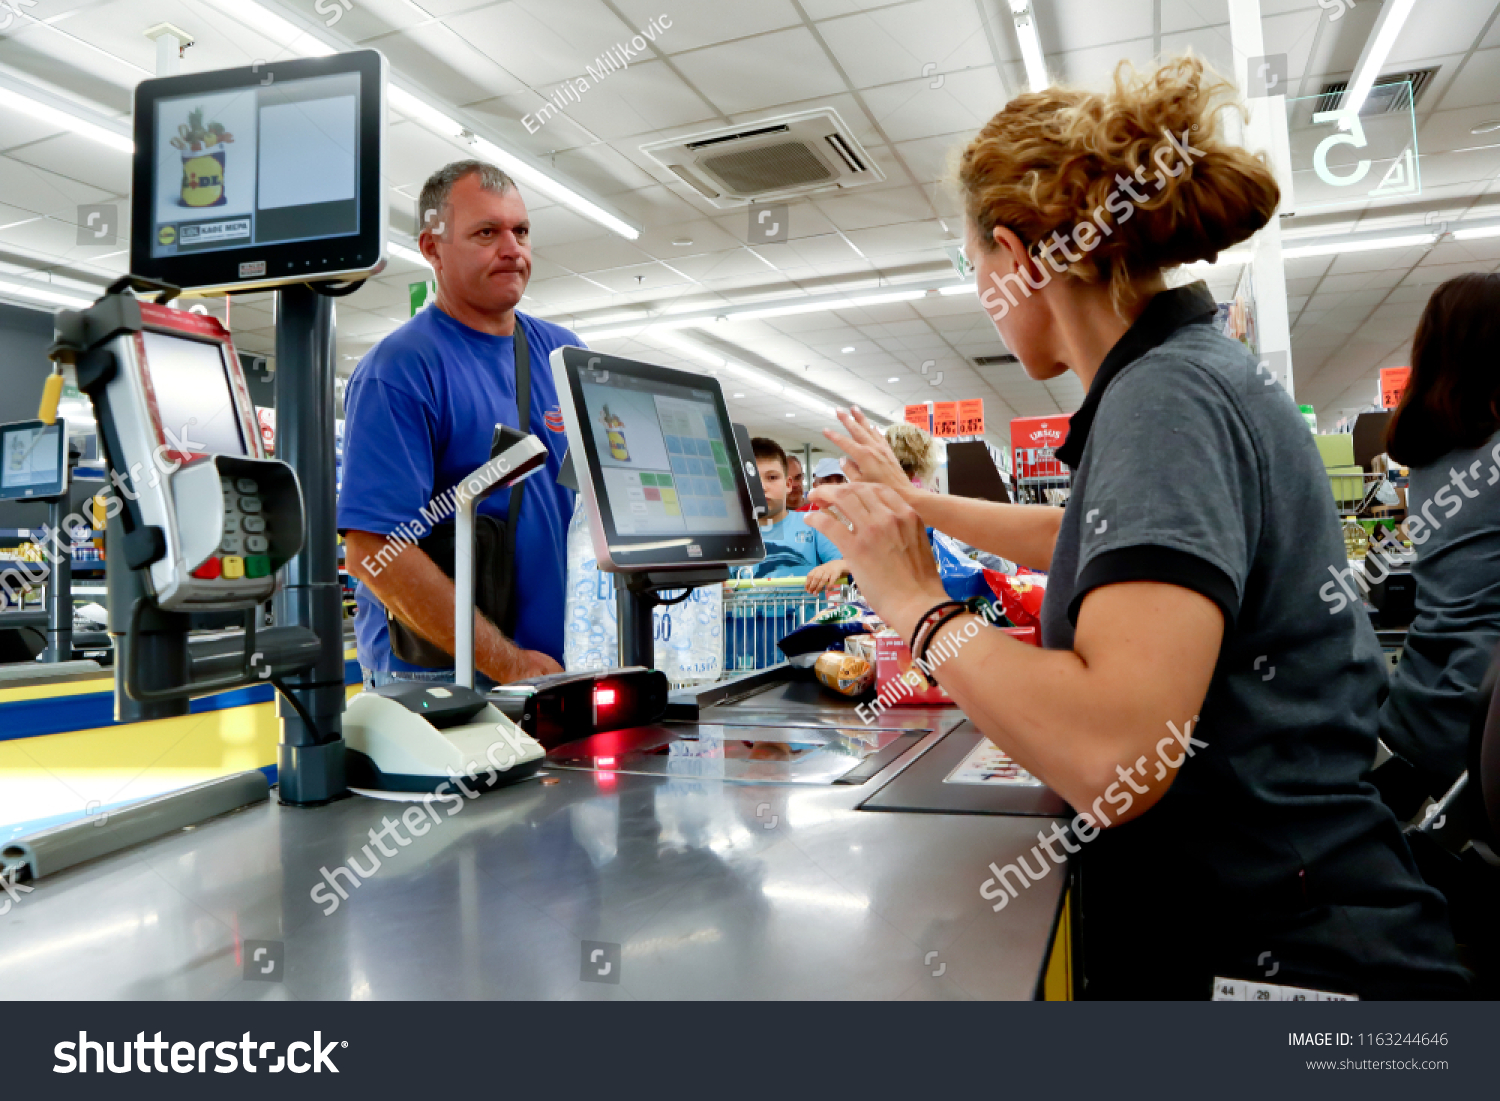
[344,530,560,683]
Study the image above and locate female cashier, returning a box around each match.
[807,57,1467,999]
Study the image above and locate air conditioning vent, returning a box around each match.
[641,109,884,209]
[973,354,1019,366]
[1315,68,1435,116]
[686,124,788,150]
[702,141,835,193]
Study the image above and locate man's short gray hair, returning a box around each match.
[417,160,517,237]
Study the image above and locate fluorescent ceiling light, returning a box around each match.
[787,391,835,416]
[206,0,336,56]
[1281,233,1433,260]
[576,319,696,342]
[1454,225,1500,241]
[715,288,924,324]
[0,86,132,153]
[725,363,785,396]
[1009,0,1049,93]
[939,282,976,296]
[578,285,937,340]
[470,136,639,241]
[388,85,464,137]
[1340,0,1417,126]
[0,279,94,308]
[218,7,637,241]
[387,241,430,267]
[651,330,726,369]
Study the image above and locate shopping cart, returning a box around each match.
[722,576,839,672]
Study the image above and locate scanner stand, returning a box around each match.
[341,425,550,795]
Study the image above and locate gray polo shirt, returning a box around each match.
[1042,283,1465,999]
[1379,430,1500,796]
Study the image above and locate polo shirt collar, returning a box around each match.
[1054,282,1218,469]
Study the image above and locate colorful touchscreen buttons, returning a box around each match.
[244,555,271,578]
[191,556,222,580]
[221,555,245,579]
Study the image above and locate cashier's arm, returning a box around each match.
[805,483,1221,826]
[344,530,561,683]
[928,583,1221,824]
[822,408,1061,569]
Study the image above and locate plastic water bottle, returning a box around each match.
[564,500,616,673]
[563,498,724,684]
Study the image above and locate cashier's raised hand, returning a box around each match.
[821,406,915,498]
[804,482,948,641]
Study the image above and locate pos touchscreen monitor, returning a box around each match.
[130,50,386,294]
[551,347,765,572]
[0,419,67,501]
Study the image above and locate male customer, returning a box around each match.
[785,453,806,511]
[751,437,846,594]
[339,160,579,686]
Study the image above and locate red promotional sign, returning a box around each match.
[932,402,958,438]
[904,403,931,431]
[1010,415,1071,481]
[957,398,984,436]
[1380,366,1410,410]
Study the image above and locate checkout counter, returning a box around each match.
[0,50,1073,1000]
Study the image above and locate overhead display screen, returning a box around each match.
[150,74,358,259]
[131,51,385,293]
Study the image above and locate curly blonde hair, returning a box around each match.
[955,55,1280,313]
[885,423,939,486]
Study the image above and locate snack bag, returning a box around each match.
[987,570,1048,629]
[814,650,875,697]
[930,528,991,602]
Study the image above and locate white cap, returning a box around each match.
[813,457,844,479]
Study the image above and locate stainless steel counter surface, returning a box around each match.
[1,695,1068,1000]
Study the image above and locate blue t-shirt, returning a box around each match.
[754,511,840,578]
[337,305,579,672]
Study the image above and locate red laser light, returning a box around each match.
[594,687,616,706]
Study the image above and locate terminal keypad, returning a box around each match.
[193,475,273,581]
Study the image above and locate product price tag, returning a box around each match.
[933,401,958,438]
[904,403,931,431]
[1380,366,1410,409]
[958,398,984,436]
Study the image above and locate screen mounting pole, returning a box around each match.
[273,284,347,805]
[40,494,73,662]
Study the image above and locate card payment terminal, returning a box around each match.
[52,289,304,611]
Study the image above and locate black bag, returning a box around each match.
[385,322,531,669]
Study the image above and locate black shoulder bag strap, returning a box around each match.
[498,320,530,636]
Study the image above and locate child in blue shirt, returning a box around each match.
[750,437,846,593]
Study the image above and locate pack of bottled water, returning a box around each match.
[563,498,724,685]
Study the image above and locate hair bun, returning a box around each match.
[957,55,1280,311]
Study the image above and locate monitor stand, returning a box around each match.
[614,566,793,719]
[615,566,731,669]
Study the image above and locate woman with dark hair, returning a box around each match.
[1377,273,1500,817]
[806,56,1467,999]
